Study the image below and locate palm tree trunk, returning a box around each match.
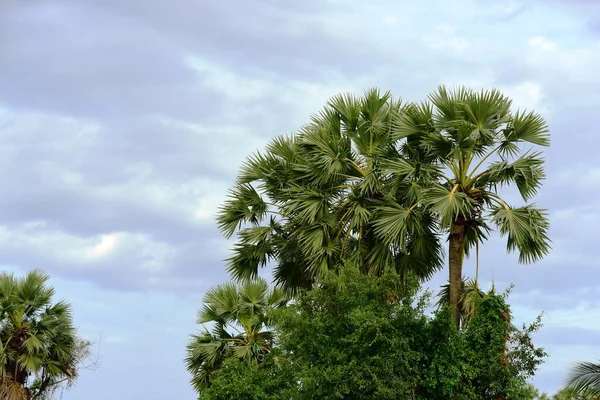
[449,218,466,328]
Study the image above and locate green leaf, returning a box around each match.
[505,110,550,147]
[478,152,546,201]
[218,184,268,238]
[422,184,475,229]
[372,202,424,250]
[226,242,271,282]
[490,204,551,263]
[391,101,433,141]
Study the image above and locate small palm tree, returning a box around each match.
[0,270,79,400]
[435,278,487,326]
[566,360,600,398]
[185,278,287,393]
[394,86,551,327]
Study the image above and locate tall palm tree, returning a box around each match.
[185,278,287,393]
[0,270,79,400]
[392,86,551,327]
[566,360,600,398]
[217,89,444,293]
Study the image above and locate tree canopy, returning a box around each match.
[0,270,86,400]
[194,267,547,399]
[217,89,444,293]
[201,85,554,398]
[217,86,551,330]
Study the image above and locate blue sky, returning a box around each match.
[1,0,600,398]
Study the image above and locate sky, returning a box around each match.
[1,0,599,398]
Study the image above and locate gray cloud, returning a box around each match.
[1,0,600,397]
[537,327,600,346]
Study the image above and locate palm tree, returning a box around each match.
[0,270,79,400]
[185,278,287,393]
[393,86,551,327]
[566,360,600,398]
[217,89,444,293]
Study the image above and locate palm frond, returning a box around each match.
[372,203,424,249]
[422,184,475,229]
[566,360,600,396]
[199,282,239,324]
[505,110,550,147]
[0,270,80,398]
[490,204,551,264]
[436,278,486,326]
[217,183,269,238]
[225,241,271,282]
[391,101,434,141]
[476,151,545,201]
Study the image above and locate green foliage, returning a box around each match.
[392,85,551,259]
[217,86,551,332]
[207,86,552,397]
[270,267,545,399]
[198,355,295,400]
[185,278,288,393]
[274,267,424,400]
[0,270,84,400]
[461,294,546,399]
[217,89,444,293]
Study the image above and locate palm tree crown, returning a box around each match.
[0,270,79,400]
[185,278,287,393]
[395,86,551,326]
[217,89,444,293]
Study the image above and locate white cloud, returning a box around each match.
[3,0,600,398]
[0,225,176,275]
[185,55,271,101]
[499,81,543,110]
[526,36,600,83]
[89,235,117,257]
[422,25,469,55]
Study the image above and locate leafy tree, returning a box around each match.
[274,267,425,399]
[0,270,83,400]
[217,89,444,293]
[185,278,287,394]
[197,354,295,400]
[566,360,600,398]
[395,86,551,326]
[460,293,546,399]
[269,266,546,399]
[417,288,545,400]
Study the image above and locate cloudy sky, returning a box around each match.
[1,0,599,398]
